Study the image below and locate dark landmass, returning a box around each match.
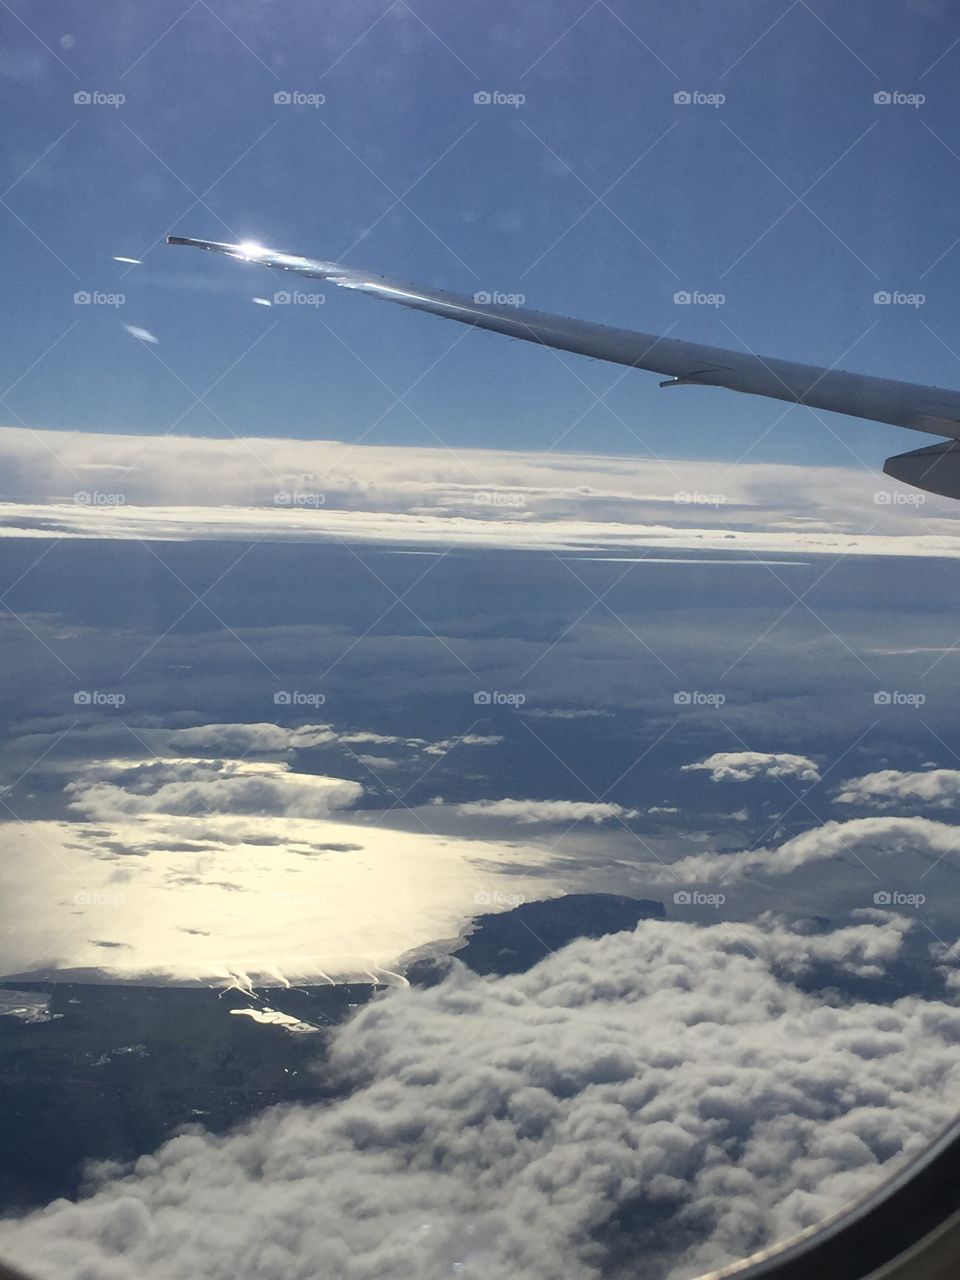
[407,893,667,984]
[0,981,380,1213]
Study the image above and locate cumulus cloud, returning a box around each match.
[931,937,960,992]
[457,798,638,824]
[0,917,956,1280]
[666,814,960,885]
[65,758,363,821]
[356,754,402,771]
[835,768,960,810]
[750,908,916,979]
[682,751,821,783]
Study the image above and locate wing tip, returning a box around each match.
[166,235,239,252]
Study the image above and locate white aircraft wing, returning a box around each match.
[167,235,960,499]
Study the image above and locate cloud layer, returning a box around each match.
[3,426,960,558]
[0,916,956,1280]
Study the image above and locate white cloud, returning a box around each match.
[339,732,410,746]
[156,722,337,755]
[0,917,956,1280]
[4,720,474,772]
[835,768,960,810]
[682,751,821,783]
[458,798,638,824]
[356,754,401,771]
[931,937,960,991]
[122,323,159,345]
[2,426,959,557]
[65,758,363,821]
[750,908,915,979]
[423,735,503,756]
[665,814,960,884]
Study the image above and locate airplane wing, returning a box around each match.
[167,235,960,499]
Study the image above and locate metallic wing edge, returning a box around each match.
[167,235,960,450]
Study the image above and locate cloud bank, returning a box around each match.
[0,916,956,1280]
[2,426,960,558]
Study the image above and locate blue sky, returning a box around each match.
[3,0,960,467]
